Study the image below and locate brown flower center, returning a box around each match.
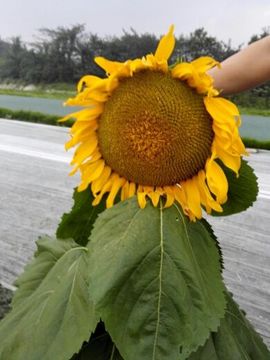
[98,70,213,186]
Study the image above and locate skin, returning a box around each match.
[208,35,270,95]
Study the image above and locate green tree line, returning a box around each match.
[0,25,269,107]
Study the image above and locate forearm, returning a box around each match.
[208,36,270,95]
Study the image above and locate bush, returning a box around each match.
[243,137,270,150]
[0,107,73,127]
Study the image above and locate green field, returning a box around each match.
[0,83,75,100]
[239,107,270,117]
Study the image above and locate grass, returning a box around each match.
[0,88,75,100]
[239,107,270,117]
[242,137,270,151]
[0,83,76,100]
[0,107,74,127]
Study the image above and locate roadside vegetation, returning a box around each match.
[0,107,73,127]
[0,83,75,100]
[239,107,270,117]
[1,106,269,150]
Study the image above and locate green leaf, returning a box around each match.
[12,236,78,307]
[88,197,226,360]
[0,237,98,360]
[188,291,270,359]
[56,187,106,246]
[200,219,224,269]
[212,160,258,217]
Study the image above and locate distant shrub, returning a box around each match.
[0,107,74,127]
[243,137,270,150]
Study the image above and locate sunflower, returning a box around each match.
[62,26,246,221]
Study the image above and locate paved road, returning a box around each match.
[0,118,269,346]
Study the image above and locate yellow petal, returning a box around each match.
[148,191,161,207]
[137,186,148,209]
[59,111,78,123]
[106,175,126,208]
[162,186,175,208]
[188,73,214,94]
[77,75,103,93]
[70,136,98,163]
[214,97,240,117]
[95,57,125,75]
[206,158,228,204]
[86,90,109,102]
[164,193,174,208]
[68,126,97,150]
[69,150,100,176]
[64,96,94,107]
[213,141,241,175]
[191,57,220,73]
[182,178,202,219]
[61,105,103,124]
[144,54,157,68]
[197,170,222,213]
[232,135,247,155]
[171,62,193,79]
[91,166,112,195]
[78,150,102,171]
[81,160,105,184]
[130,58,148,73]
[74,106,103,122]
[128,182,136,198]
[172,185,187,207]
[204,97,240,127]
[66,130,96,151]
[92,179,112,206]
[121,181,130,201]
[137,192,147,209]
[155,25,175,62]
[77,181,89,192]
[70,118,97,135]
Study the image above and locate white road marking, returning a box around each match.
[0,143,71,163]
[259,191,270,200]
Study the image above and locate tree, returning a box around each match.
[174,28,238,63]
[31,24,85,83]
[0,37,26,80]
[248,26,270,44]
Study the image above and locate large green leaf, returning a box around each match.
[56,187,106,246]
[212,160,258,217]
[88,197,226,360]
[0,237,98,360]
[188,291,270,359]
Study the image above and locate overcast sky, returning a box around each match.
[1,0,269,47]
